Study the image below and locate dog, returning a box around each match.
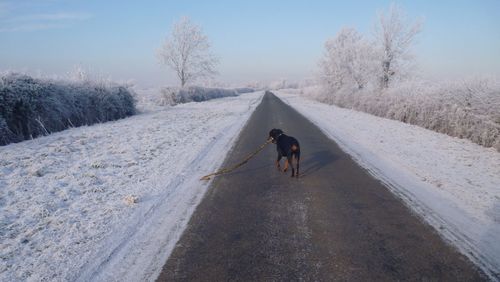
[268,128,300,177]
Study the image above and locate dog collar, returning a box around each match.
[269,133,282,142]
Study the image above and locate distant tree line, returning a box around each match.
[0,73,136,146]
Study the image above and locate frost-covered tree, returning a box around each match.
[319,27,376,92]
[68,64,89,82]
[374,4,422,88]
[158,17,218,87]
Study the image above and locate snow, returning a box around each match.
[132,86,256,111]
[132,86,166,112]
[0,91,264,281]
[276,89,500,280]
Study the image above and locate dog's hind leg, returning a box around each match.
[295,152,300,178]
[288,156,295,177]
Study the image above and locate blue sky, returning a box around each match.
[1,0,499,87]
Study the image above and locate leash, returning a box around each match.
[200,139,273,181]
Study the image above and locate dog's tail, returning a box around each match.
[291,144,300,160]
[295,150,300,162]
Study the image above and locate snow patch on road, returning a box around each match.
[276,90,500,280]
[0,92,264,281]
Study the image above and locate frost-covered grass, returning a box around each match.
[277,90,500,280]
[307,77,500,151]
[131,87,166,112]
[0,73,136,146]
[0,91,264,281]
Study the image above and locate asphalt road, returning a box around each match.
[157,92,485,281]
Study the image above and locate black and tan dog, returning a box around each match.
[268,128,301,177]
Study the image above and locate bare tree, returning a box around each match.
[374,4,422,88]
[158,17,218,87]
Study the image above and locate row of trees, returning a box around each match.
[157,7,422,90]
[314,5,500,151]
[319,4,422,92]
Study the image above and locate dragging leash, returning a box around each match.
[200,139,273,181]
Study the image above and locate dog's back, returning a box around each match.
[277,134,300,158]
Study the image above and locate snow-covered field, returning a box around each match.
[0,91,264,281]
[276,90,500,280]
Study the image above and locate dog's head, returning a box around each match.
[268,128,283,143]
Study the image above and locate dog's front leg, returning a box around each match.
[276,154,282,170]
[283,159,289,173]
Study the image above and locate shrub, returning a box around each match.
[308,77,500,151]
[160,86,244,105]
[0,73,136,146]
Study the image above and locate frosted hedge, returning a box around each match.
[159,86,250,106]
[0,73,136,146]
[307,78,500,151]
